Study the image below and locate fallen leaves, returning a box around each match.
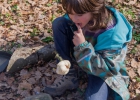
[128,69,136,78]
[0,0,63,48]
[0,0,140,100]
[18,80,32,90]
[127,41,140,99]
[131,58,140,69]
[0,60,60,99]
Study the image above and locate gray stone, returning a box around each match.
[6,44,56,74]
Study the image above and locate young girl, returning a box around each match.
[44,0,132,100]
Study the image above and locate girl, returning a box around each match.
[44,0,132,100]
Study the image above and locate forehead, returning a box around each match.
[68,8,86,15]
[65,2,86,14]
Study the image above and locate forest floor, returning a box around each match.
[0,0,140,100]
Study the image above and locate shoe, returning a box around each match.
[43,69,79,96]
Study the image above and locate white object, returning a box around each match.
[56,60,71,75]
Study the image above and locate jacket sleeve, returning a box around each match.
[74,41,127,78]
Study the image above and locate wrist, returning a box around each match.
[74,41,89,51]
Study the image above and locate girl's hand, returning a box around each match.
[73,24,86,46]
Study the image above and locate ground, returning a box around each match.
[0,0,140,100]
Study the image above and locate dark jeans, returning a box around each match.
[52,17,109,100]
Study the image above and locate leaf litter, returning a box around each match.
[0,0,140,100]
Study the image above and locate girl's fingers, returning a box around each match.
[75,24,82,33]
[73,31,77,35]
[73,25,82,35]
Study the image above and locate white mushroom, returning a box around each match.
[56,60,71,75]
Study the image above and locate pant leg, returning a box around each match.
[85,74,109,100]
[52,17,75,63]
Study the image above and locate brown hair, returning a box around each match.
[62,0,112,31]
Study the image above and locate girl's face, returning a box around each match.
[68,10,92,28]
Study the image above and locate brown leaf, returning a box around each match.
[11,84,18,91]
[35,71,42,80]
[133,94,140,100]
[31,36,40,41]
[128,69,136,78]
[1,6,10,14]
[19,90,31,97]
[33,86,41,94]
[49,62,57,68]
[0,39,7,46]
[27,0,36,6]
[136,89,140,94]
[37,66,46,72]
[129,0,137,5]
[0,73,6,82]
[131,59,138,68]
[20,69,31,79]
[17,38,25,45]
[6,93,14,99]
[18,80,32,90]
[7,77,14,86]
[27,77,36,84]
[137,56,140,62]
[0,93,6,99]
[44,73,51,76]
[138,67,140,76]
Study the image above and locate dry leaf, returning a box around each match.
[11,85,18,91]
[7,77,14,86]
[0,73,6,82]
[0,39,7,46]
[0,94,6,99]
[20,69,31,79]
[27,0,36,6]
[19,90,31,97]
[6,93,14,99]
[129,0,137,5]
[18,80,32,90]
[27,77,36,84]
[138,67,140,76]
[128,69,136,78]
[131,59,138,68]
[136,89,140,94]
[49,62,57,68]
[33,86,41,93]
[35,71,42,80]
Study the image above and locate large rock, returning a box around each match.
[6,44,56,74]
[23,93,53,100]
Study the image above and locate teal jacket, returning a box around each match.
[73,7,132,100]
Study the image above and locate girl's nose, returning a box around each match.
[72,16,78,23]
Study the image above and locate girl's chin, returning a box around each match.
[81,24,86,28]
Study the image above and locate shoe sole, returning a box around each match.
[44,83,79,96]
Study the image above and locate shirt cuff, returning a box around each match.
[74,41,89,51]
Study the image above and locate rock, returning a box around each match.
[6,44,56,74]
[23,93,53,100]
